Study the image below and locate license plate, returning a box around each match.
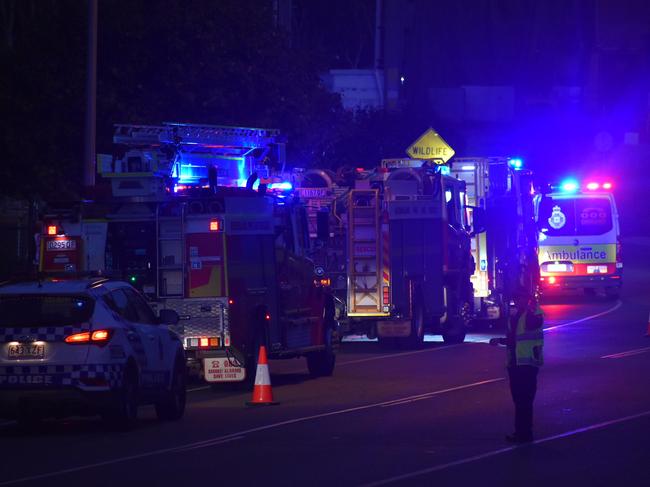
[547,263,568,272]
[377,320,411,337]
[8,343,45,360]
[203,358,246,382]
[587,265,608,274]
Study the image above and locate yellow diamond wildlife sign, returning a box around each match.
[406,128,455,164]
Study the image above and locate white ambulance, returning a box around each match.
[535,179,622,297]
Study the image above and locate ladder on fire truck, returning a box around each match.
[156,201,186,298]
[113,123,281,148]
[347,189,386,317]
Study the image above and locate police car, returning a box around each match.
[0,277,185,427]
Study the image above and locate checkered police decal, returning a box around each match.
[0,324,90,342]
[0,363,125,388]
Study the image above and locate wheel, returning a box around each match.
[307,328,336,378]
[442,302,469,344]
[399,299,424,349]
[103,364,139,430]
[155,356,186,421]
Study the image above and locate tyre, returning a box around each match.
[103,364,139,430]
[307,328,336,378]
[400,299,424,349]
[442,302,469,344]
[155,357,186,421]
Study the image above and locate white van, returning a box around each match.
[535,181,621,297]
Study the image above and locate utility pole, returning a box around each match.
[83,0,98,192]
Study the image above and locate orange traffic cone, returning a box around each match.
[246,346,279,406]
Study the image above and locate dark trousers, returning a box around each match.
[507,365,538,438]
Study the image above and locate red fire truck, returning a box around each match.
[345,159,484,346]
[39,123,337,384]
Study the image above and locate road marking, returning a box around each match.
[543,300,622,332]
[338,344,462,366]
[601,346,650,359]
[359,409,650,487]
[0,377,503,486]
[380,378,505,407]
[187,386,210,392]
[173,435,244,452]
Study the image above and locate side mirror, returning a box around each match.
[316,209,330,242]
[469,206,487,236]
[158,309,179,325]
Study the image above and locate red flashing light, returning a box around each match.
[228,298,234,305]
[47,225,57,235]
[265,313,271,321]
[603,182,612,190]
[586,182,599,190]
[209,219,220,232]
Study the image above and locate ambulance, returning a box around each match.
[535,179,621,297]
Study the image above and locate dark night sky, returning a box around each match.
[1,0,649,235]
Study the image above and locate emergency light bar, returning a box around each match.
[508,158,523,169]
[554,179,614,193]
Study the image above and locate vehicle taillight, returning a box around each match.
[186,337,221,349]
[548,276,557,284]
[47,225,57,235]
[65,329,113,345]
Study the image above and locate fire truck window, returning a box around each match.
[105,289,139,322]
[123,288,156,324]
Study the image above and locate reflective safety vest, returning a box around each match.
[507,305,544,367]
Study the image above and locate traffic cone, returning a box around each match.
[246,346,279,406]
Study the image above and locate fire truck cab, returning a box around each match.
[39,123,337,385]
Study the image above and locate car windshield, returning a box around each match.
[0,294,95,328]
[538,196,613,237]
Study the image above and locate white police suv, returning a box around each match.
[0,277,185,427]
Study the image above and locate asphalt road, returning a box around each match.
[1,238,649,487]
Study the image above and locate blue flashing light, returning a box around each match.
[269,181,292,191]
[560,179,579,192]
[439,166,450,175]
[509,158,523,169]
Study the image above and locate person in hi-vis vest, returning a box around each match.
[490,288,544,443]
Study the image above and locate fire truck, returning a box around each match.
[38,123,338,384]
[345,159,484,346]
[292,169,351,314]
[451,157,539,324]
